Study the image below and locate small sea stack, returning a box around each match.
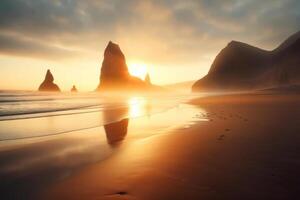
[145,73,151,85]
[71,85,78,92]
[38,69,61,92]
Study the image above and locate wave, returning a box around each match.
[0,92,190,119]
[0,91,197,141]
[0,103,177,142]
[0,103,135,121]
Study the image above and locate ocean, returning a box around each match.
[0,91,204,141]
[0,90,209,199]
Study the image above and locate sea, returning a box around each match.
[0,90,208,199]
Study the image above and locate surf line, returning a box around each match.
[0,105,181,142]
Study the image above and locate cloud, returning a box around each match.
[0,0,299,62]
[0,32,79,59]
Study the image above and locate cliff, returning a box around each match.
[192,31,300,92]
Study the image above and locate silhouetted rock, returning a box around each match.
[38,70,60,92]
[71,85,78,92]
[145,73,151,85]
[96,41,155,91]
[192,31,300,92]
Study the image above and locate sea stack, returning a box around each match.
[71,85,78,92]
[38,69,60,92]
[145,73,151,85]
[96,41,148,91]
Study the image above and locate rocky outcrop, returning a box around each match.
[192,31,300,92]
[145,73,151,85]
[96,41,150,91]
[71,85,78,92]
[38,69,60,92]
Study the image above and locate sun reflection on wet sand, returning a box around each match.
[128,96,147,118]
[0,94,208,199]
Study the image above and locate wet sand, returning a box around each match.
[40,93,300,200]
[0,100,202,200]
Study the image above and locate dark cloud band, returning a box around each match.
[0,0,299,60]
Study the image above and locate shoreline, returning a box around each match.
[38,93,300,200]
[0,98,204,199]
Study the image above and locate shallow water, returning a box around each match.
[0,91,202,140]
[0,91,207,199]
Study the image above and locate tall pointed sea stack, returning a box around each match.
[96,41,148,91]
[38,69,61,92]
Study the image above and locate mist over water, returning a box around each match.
[0,90,210,199]
[0,91,203,141]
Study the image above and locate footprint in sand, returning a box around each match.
[106,191,128,197]
[218,134,225,140]
[116,191,127,195]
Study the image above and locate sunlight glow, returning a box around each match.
[128,97,146,118]
[128,61,148,80]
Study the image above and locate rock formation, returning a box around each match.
[38,69,60,92]
[145,73,151,85]
[96,41,150,91]
[192,30,300,92]
[71,85,78,92]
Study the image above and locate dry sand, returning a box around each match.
[38,93,300,200]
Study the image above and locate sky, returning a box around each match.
[0,0,300,91]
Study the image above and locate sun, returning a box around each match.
[128,61,148,80]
